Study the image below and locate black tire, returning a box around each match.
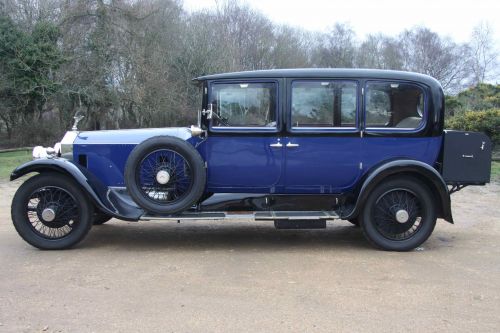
[11,173,94,250]
[124,136,206,215]
[93,212,112,225]
[360,177,437,251]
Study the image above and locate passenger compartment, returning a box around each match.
[441,130,492,184]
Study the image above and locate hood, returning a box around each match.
[74,127,193,145]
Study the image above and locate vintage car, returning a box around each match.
[10,69,492,251]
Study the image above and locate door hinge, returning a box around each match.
[204,161,208,168]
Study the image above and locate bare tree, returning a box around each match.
[271,25,311,69]
[313,23,356,68]
[356,34,403,70]
[1,0,61,29]
[0,0,497,147]
[399,27,469,93]
[468,22,498,85]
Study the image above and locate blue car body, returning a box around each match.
[11,69,495,252]
[72,132,442,194]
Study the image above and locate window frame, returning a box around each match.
[287,79,360,134]
[363,80,428,134]
[207,79,281,133]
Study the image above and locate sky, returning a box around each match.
[182,0,500,43]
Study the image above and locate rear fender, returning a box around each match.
[10,158,142,221]
[344,160,453,223]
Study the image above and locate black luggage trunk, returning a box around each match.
[441,130,492,184]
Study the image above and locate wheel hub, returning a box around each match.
[156,170,171,185]
[41,207,56,222]
[395,209,409,224]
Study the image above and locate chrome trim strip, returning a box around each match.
[108,186,127,190]
[291,127,357,130]
[106,189,119,214]
[140,211,339,221]
[211,126,277,130]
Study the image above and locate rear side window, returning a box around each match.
[209,82,277,128]
[291,81,357,128]
[365,82,425,130]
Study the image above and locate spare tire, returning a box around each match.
[124,136,206,215]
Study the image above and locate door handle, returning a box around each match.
[286,142,299,148]
[269,142,283,148]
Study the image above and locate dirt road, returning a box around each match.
[0,179,499,332]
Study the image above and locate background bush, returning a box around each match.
[446,109,500,145]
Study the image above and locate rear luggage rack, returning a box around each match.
[442,131,492,185]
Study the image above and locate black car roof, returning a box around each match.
[194,68,441,88]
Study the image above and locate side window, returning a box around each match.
[365,82,425,130]
[210,82,277,128]
[291,81,357,128]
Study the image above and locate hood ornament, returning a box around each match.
[72,111,84,131]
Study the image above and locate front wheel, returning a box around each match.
[11,173,94,250]
[360,177,437,251]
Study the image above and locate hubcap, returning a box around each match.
[26,186,79,239]
[373,188,423,241]
[137,148,194,205]
[395,209,409,223]
[156,170,170,185]
[41,207,56,222]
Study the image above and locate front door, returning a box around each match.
[284,79,362,193]
[205,80,283,192]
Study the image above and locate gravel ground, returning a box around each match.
[0,179,499,332]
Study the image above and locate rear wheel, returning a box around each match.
[11,173,94,250]
[360,177,437,251]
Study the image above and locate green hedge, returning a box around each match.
[446,109,500,145]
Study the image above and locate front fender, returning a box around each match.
[344,160,453,223]
[10,158,142,221]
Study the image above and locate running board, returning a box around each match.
[140,211,339,221]
[255,211,338,220]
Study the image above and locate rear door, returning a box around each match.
[283,79,362,193]
[361,81,442,172]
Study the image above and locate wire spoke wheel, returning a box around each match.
[136,149,194,205]
[361,177,437,251]
[373,188,423,241]
[125,136,206,215]
[26,186,79,239]
[12,173,94,250]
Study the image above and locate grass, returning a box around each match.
[492,161,500,182]
[0,150,32,180]
[0,149,499,182]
